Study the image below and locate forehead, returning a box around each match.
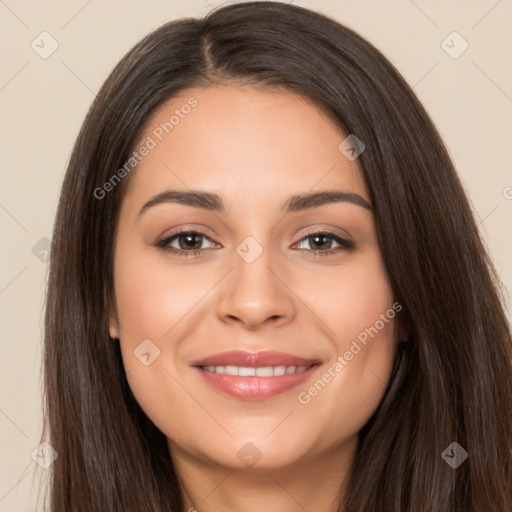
[122,84,369,210]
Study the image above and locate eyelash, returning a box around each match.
[156,229,355,258]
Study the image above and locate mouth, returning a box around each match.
[190,350,321,400]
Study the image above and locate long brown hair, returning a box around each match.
[42,2,512,510]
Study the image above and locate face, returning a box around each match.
[109,84,400,471]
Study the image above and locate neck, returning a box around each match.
[168,438,356,512]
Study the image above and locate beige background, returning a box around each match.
[1,0,511,510]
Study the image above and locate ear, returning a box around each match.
[107,295,120,339]
[109,318,120,339]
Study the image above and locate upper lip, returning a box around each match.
[190,350,320,368]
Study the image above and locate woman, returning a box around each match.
[41,1,512,511]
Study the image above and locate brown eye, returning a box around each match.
[176,233,203,250]
[156,231,218,256]
[294,232,354,257]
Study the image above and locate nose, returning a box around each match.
[216,244,296,330]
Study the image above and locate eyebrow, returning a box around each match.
[138,189,372,217]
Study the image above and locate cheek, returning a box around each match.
[113,251,208,340]
[331,258,398,395]
[290,254,398,435]
[112,250,218,436]
[299,252,396,349]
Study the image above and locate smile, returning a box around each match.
[191,351,321,400]
[201,365,310,376]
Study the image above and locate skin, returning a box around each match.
[109,84,402,512]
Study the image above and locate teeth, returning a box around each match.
[256,367,273,377]
[224,365,238,375]
[238,367,255,377]
[273,365,286,376]
[202,365,310,376]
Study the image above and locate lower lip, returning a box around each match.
[195,365,319,400]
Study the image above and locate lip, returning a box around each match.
[190,350,319,368]
[191,350,321,400]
